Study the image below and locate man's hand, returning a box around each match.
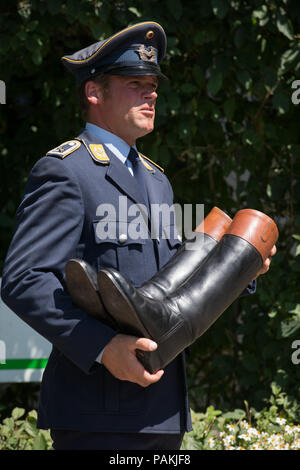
[255,244,277,279]
[101,333,164,387]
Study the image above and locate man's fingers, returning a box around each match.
[142,368,164,384]
[132,337,158,352]
[102,334,164,387]
[135,356,164,387]
[128,336,164,386]
[270,244,277,257]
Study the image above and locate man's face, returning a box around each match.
[96,75,158,146]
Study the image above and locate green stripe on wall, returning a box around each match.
[0,359,48,370]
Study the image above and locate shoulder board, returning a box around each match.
[46,140,81,159]
[139,153,164,173]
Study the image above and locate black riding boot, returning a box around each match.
[65,207,232,324]
[98,209,278,373]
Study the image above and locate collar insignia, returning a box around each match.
[89,144,110,163]
[139,153,164,173]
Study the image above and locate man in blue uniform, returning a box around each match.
[1,22,191,450]
[1,21,275,450]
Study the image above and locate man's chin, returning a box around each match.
[136,126,154,140]
[138,118,155,135]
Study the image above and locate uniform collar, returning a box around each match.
[85,122,138,164]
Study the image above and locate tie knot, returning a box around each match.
[127,147,139,167]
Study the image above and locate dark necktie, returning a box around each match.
[127,147,150,216]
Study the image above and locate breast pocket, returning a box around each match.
[158,223,182,268]
[93,219,147,285]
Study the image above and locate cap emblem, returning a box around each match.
[136,45,156,63]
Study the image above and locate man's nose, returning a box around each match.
[143,88,158,101]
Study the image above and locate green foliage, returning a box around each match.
[181,387,300,450]
[0,382,40,422]
[0,1,299,420]
[0,408,52,450]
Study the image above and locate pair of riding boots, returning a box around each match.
[66,207,278,374]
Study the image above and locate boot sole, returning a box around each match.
[99,270,152,340]
[65,259,105,320]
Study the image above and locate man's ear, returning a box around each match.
[85,80,103,105]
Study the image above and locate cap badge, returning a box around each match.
[136,45,156,63]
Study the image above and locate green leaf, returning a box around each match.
[0,425,11,438]
[32,49,43,66]
[128,7,142,18]
[27,410,38,423]
[278,47,300,76]
[12,408,25,420]
[24,421,38,438]
[252,5,268,20]
[211,0,229,19]
[237,70,252,90]
[3,417,14,430]
[207,70,223,95]
[222,409,246,420]
[242,129,259,147]
[280,319,300,338]
[289,304,300,316]
[272,92,290,114]
[33,433,47,450]
[262,67,278,92]
[276,12,294,40]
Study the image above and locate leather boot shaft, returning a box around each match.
[140,207,232,300]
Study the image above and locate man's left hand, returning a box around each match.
[255,244,277,279]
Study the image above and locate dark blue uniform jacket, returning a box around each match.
[1,129,192,433]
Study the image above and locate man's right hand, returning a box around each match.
[101,333,164,387]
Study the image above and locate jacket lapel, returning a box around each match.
[77,129,147,206]
[141,158,165,239]
[77,129,166,220]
